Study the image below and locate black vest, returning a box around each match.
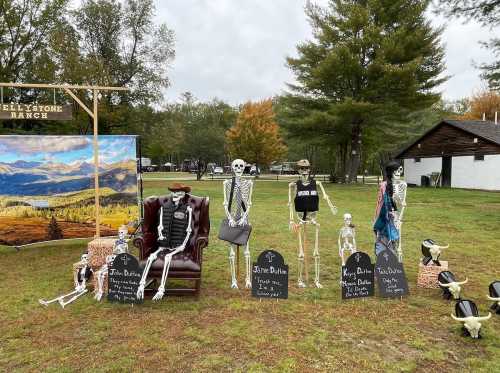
[158,199,190,248]
[294,180,319,213]
[77,266,92,284]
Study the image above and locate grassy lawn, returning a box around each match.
[1,180,499,372]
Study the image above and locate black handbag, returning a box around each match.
[218,177,252,245]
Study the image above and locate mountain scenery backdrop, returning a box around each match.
[0,135,138,245]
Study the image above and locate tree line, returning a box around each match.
[1,0,500,181]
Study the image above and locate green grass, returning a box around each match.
[1,181,499,372]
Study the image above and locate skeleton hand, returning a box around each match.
[238,214,248,226]
[289,220,299,233]
[136,282,146,300]
[94,290,103,301]
[228,218,237,227]
[330,205,338,215]
[152,286,165,301]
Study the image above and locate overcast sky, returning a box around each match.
[154,0,499,105]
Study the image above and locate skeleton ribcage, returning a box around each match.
[393,181,407,210]
[225,179,252,220]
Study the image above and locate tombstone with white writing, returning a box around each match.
[107,253,143,304]
[341,251,375,300]
[252,249,288,300]
[375,249,409,298]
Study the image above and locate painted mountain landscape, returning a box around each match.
[0,135,138,245]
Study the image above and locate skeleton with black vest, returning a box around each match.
[39,252,93,308]
[137,183,193,301]
[223,159,254,289]
[288,159,337,288]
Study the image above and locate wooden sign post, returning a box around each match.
[0,82,128,238]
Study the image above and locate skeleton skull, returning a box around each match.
[394,166,404,178]
[118,226,127,240]
[296,159,311,179]
[171,190,186,203]
[343,213,352,227]
[231,159,245,177]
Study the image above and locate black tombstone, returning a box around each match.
[107,253,143,304]
[252,249,288,299]
[341,251,375,300]
[375,249,409,298]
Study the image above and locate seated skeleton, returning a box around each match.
[137,183,193,301]
[94,225,130,301]
[39,252,93,309]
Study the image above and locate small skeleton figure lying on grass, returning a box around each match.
[39,252,93,309]
[94,225,129,301]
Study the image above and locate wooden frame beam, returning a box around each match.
[0,82,128,91]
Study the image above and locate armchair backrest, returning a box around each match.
[140,194,210,259]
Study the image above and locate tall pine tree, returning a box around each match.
[284,0,446,181]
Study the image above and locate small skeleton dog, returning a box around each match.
[39,252,93,309]
[338,213,357,266]
[94,225,129,301]
[288,159,337,288]
[137,183,193,301]
[222,159,254,289]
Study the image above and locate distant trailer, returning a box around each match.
[396,119,500,191]
[27,200,50,209]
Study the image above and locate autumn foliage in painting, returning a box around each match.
[460,90,500,121]
[226,99,287,167]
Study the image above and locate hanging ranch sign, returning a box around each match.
[0,103,72,120]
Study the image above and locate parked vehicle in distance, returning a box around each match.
[213,166,224,175]
[139,157,158,172]
[269,161,296,174]
[244,164,260,176]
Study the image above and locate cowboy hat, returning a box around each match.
[168,182,191,193]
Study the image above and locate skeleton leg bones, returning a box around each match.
[229,244,238,289]
[244,241,251,288]
[137,248,164,300]
[297,222,306,288]
[313,221,322,288]
[94,264,108,301]
[152,248,181,301]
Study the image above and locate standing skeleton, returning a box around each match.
[39,253,93,308]
[338,213,357,266]
[392,166,407,262]
[94,225,129,301]
[288,159,337,288]
[223,159,254,289]
[137,184,193,301]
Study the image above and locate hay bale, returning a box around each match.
[417,260,449,289]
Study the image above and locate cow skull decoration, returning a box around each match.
[487,281,500,314]
[451,300,491,339]
[421,239,449,266]
[438,271,468,300]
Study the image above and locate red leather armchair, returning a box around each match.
[133,194,210,296]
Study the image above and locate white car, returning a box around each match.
[213,166,224,175]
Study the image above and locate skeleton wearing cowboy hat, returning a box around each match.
[288,159,337,288]
[137,182,193,301]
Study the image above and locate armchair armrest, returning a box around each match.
[196,236,209,250]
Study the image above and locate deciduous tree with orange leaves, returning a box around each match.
[226,99,287,170]
[460,90,500,122]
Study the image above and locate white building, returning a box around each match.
[396,120,500,191]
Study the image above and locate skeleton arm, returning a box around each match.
[239,181,253,225]
[288,182,297,230]
[318,181,338,215]
[222,180,236,226]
